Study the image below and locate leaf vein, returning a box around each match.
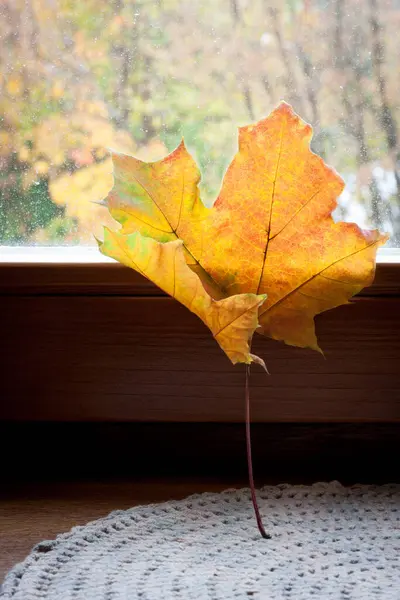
[260,239,380,317]
[214,301,260,339]
[269,188,324,242]
[256,115,285,294]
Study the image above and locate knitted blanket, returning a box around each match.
[1,482,399,599]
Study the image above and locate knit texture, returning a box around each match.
[1,482,399,599]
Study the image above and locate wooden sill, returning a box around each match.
[0,254,399,423]
[1,248,400,297]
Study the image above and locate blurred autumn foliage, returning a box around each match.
[0,0,399,245]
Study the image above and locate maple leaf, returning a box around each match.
[201,103,389,351]
[98,228,266,366]
[101,102,387,358]
[105,141,218,295]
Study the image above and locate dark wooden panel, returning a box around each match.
[1,295,399,421]
[360,262,400,296]
[1,261,399,297]
[0,262,160,297]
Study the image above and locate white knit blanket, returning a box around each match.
[1,482,399,599]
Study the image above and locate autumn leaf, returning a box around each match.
[201,102,389,351]
[105,142,215,291]
[102,102,387,357]
[98,228,267,366]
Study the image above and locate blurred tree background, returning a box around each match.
[0,0,399,245]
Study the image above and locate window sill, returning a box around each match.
[1,247,400,296]
[1,247,399,423]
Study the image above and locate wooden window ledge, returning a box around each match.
[1,249,399,422]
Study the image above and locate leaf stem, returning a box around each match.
[245,364,271,539]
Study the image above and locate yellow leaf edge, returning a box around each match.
[97,227,268,368]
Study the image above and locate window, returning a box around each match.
[0,0,399,247]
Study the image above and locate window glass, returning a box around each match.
[0,0,398,246]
